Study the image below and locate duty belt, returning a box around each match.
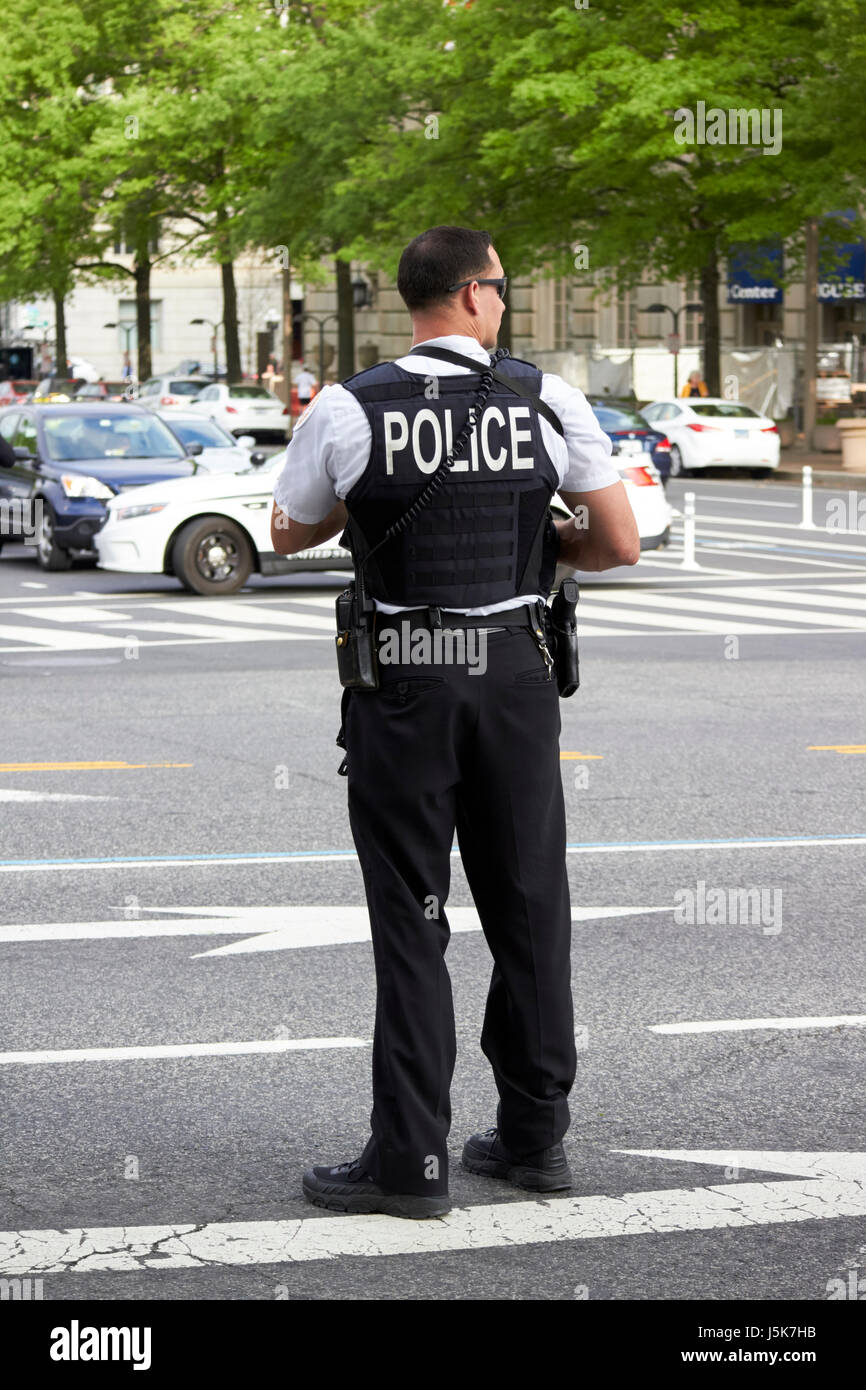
[373,601,545,634]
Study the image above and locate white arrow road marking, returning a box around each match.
[193,903,674,957]
[614,1151,866,1182]
[1,1152,865,1272]
[0,1037,368,1066]
[651,1015,866,1035]
[0,904,674,952]
[0,790,115,802]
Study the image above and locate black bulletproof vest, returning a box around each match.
[340,355,562,608]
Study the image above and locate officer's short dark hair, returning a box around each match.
[397,226,494,312]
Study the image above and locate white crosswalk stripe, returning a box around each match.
[2,583,866,652]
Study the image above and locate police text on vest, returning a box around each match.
[383,405,535,475]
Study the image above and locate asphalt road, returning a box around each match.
[1,474,865,1305]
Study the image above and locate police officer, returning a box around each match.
[270,226,639,1220]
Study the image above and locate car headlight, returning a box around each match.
[113,501,168,521]
[60,473,115,500]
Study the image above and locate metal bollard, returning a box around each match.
[680,490,700,569]
[799,464,815,529]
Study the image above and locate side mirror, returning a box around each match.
[236,434,256,449]
[13,445,33,461]
[187,441,204,456]
[250,451,266,467]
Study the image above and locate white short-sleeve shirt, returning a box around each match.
[272,333,619,615]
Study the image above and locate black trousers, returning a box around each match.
[344,624,576,1197]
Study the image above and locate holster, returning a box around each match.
[543,578,580,698]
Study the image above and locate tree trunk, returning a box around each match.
[220,258,242,382]
[52,288,68,376]
[803,219,819,451]
[336,257,354,380]
[280,263,293,408]
[699,250,721,396]
[134,258,152,382]
[498,294,513,354]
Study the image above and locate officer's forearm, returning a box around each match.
[303,500,348,548]
[271,500,348,554]
[554,516,637,572]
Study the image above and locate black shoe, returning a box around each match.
[302,1157,451,1220]
[462,1127,573,1191]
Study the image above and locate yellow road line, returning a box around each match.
[559,752,604,761]
[0,761,193,772]
[807,745,866,755]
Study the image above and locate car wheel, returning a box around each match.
[35,504,72,571]
[750,467,772,481]
[656,525,671,549]
[669,445,689,478]
[171,516,253,596]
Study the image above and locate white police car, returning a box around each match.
[95,450,347,595]
[96,450,671,596]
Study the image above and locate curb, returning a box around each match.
[774,467,866,486]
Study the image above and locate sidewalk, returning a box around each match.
[775,443,866,483]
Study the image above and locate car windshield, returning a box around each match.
[227,386,276,399]
[169,380,206,395]
[168,418,236,448]
[592,406,650,431]
[42,413,187,461]
[690,402,760,418]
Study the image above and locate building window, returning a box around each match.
[683,310,703,346]
[118,299,162,352]
[553,279,571,350]
[112,223,160,256]
[569,285,596,340]
[682,281,703,346]
[615,290,638,347]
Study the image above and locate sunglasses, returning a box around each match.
[447,276,508,301]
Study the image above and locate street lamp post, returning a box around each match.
[643,301,703,396]
[190,317,222,380]
[104,321,136,379]
[293,312,339,390]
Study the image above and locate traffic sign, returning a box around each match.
[667,333,680,354]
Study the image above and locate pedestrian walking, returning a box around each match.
[270,225,639,1218]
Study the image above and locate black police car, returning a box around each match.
[0,403,201,570]
[588,400,672,481]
